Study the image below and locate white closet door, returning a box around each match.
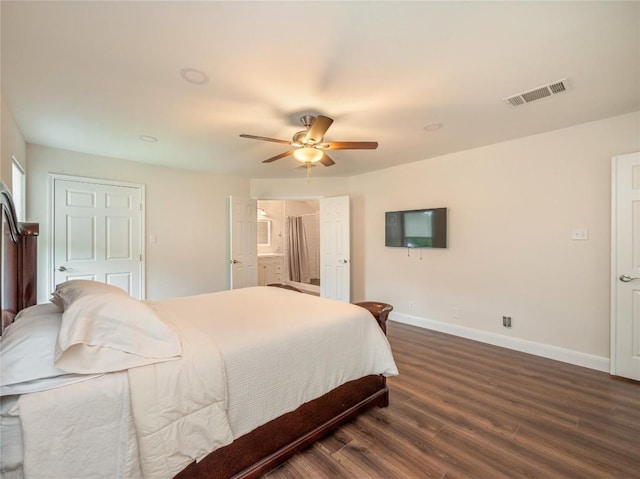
[52,177,144,298]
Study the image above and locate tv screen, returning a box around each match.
[385,208,447,248]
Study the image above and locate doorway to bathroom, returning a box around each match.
[257,199,320,294]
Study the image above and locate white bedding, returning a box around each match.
[8,287,398,479]
[127,300,233,479]
[18,372,142,479]
[0,395,22,477]
[151,287,398,438]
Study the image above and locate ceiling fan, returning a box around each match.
[239,115,378,167]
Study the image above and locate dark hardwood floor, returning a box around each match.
[264,321,640,478]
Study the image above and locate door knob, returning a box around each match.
[230,259,242,264]
[58,266,68,272]
[338,259,349,264]
[619,274,640,282]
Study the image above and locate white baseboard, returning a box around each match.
[390,312,610,373]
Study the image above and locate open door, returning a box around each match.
[320,196,350,302]
[229,196,258,289]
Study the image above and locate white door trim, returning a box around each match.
[48,174,146,298]
[611,156,619,375]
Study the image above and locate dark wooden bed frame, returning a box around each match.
[0,181,392,479]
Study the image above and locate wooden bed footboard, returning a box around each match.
[175,375,388,479]
[354,301,393,334]
[176,297,392,479]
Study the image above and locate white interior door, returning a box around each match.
[52,176,144,298]
[611,152,640,381]
[229,196,257,289]
[320,195,350,302]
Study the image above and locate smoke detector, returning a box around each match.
[503,78,570,107]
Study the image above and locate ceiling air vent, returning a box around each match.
[503,78,569,107]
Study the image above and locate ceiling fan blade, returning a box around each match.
[306,115,334,143]
[240,134,291,145]
[262,150,294,163]
[323,141,378,150]
[319,153,336,167]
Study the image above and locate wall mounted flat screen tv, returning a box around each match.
[385,208,447,248]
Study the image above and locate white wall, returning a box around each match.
[251,177,349,199]
[27,144,250,302]
[1,93,26,188]
[350,112,640,365]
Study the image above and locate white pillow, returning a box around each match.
[0,304,101,396]
[55,293,182,374]
[51,280,128,311]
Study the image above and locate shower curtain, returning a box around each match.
[287,216,310,283]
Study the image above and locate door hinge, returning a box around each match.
[139,254,142,261]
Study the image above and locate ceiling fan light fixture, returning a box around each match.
[293,147,323,164]
[240,114,376,168]
[292,131,309,146]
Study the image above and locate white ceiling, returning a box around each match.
[1,1,638,179]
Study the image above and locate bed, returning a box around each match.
[0,182,398,479]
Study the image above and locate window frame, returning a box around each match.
[11,156,25,221]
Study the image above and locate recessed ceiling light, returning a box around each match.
[424,123,443,132]
[180,68,209,85]
[139,135,158,143]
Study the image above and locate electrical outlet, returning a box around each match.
[502,316,512,328]
[571,228,589,240]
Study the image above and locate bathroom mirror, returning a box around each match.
[257,219,271,246]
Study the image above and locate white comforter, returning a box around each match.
[18,310,233,479]
[15,287,398,479]
[18,372,143,479]
[152,287,398,439]
[127,301,233,479]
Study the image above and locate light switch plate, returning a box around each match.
[571,228,589,240]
